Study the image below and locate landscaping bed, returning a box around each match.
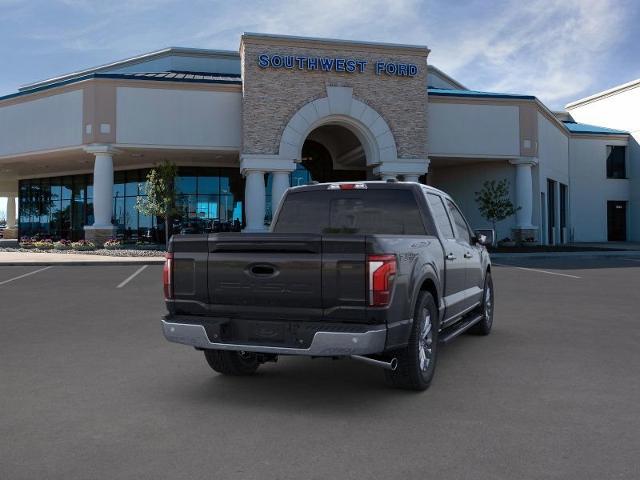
[0,247,165,257]
[487,245,623,253]
[0,237,165,257]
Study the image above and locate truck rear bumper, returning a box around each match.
[161,319,387,356]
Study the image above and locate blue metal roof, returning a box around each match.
[117,71,241,82]
[428,87,535,100]
[562,121,628,135]
[0,71,242,102]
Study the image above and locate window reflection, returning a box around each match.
[18,167,245,242]
[264,163,311,225]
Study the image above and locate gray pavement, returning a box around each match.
[1,258,639,479]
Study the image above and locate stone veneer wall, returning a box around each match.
[240,36,429,160]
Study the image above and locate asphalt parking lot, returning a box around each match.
[1,257,640,479]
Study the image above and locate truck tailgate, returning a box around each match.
[208,233,322,318]
[206,233,366,322]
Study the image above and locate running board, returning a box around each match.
[438,313,484,344]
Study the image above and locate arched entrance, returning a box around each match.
[278,87,399,169]
[299,124,368,183]
[243,86,428,231]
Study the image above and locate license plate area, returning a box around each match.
[247,321,286,343]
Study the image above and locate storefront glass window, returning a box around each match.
[18,167,245,242]
[264,163,312,225]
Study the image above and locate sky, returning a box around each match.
[0,0,638,218]
[1,0,639,107]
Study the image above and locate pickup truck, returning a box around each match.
[162,181,493,390]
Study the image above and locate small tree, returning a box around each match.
[136,160,178,246]
[474,179,520,241]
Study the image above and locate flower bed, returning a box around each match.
[103,238,123,250]
[70,240,96,251]
[54,239,72,250]
[0,246,165,257]
[33,240,54,250]
[3,236,165,257]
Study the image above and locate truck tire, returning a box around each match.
[470,271,494,335]
[385,291,439,391]
[203,350,260,376]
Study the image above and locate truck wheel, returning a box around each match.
[470,271,494,335]
[203,350,260,376]
[385,291,439,391]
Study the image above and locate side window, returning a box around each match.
[445,199,472,244]
[427,193,455,239]
[606,145,626,179]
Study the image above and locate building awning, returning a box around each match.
[427,87,535,100]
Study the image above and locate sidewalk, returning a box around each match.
[0,251,165,266]
[491,250,640,260]
[569,242,640,251]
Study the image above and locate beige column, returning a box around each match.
[6,195,16,229]
[84,145,118,245]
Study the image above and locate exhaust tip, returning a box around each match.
[390,358,398,371]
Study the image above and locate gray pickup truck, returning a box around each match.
[162,181,493,390]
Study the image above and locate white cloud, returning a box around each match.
[4,0,635,108]
[186,0,632,107]
[424,0,631,107]
[190,0,425,47]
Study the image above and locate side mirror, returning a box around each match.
[474,229,494,246]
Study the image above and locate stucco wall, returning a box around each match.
[241,36,428,159]
[430,161,517,240]
[535,113,570,243]
[0,90,83,156]
[568,136,630,242]
[568,86,639,241]
[116,87,242,148]
[427,102,520,157]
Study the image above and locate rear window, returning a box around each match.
[273,189,426,235]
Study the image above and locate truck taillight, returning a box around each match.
[163,253,174,299]
[367,254,397,307]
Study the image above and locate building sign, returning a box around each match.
[257,53,418,77]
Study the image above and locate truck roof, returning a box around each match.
[288,180,450,198]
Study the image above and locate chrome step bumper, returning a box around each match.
[161,320,387,356]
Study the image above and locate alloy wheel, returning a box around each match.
[418,309,433,371]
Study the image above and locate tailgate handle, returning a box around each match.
[249,264,277,276]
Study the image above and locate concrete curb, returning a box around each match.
[0,260,165,266]
[491,250,640,260]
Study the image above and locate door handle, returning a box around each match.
[249,264,277,276]
[464,252,473,259]
[446,253,457,261]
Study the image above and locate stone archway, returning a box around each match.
[278,86,398,168]
[240,86,429,231]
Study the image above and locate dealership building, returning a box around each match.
[0,33,637,244]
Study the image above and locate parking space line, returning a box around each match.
[117,265,148,289]
[493,263,581,279]
[0,266,53,286]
